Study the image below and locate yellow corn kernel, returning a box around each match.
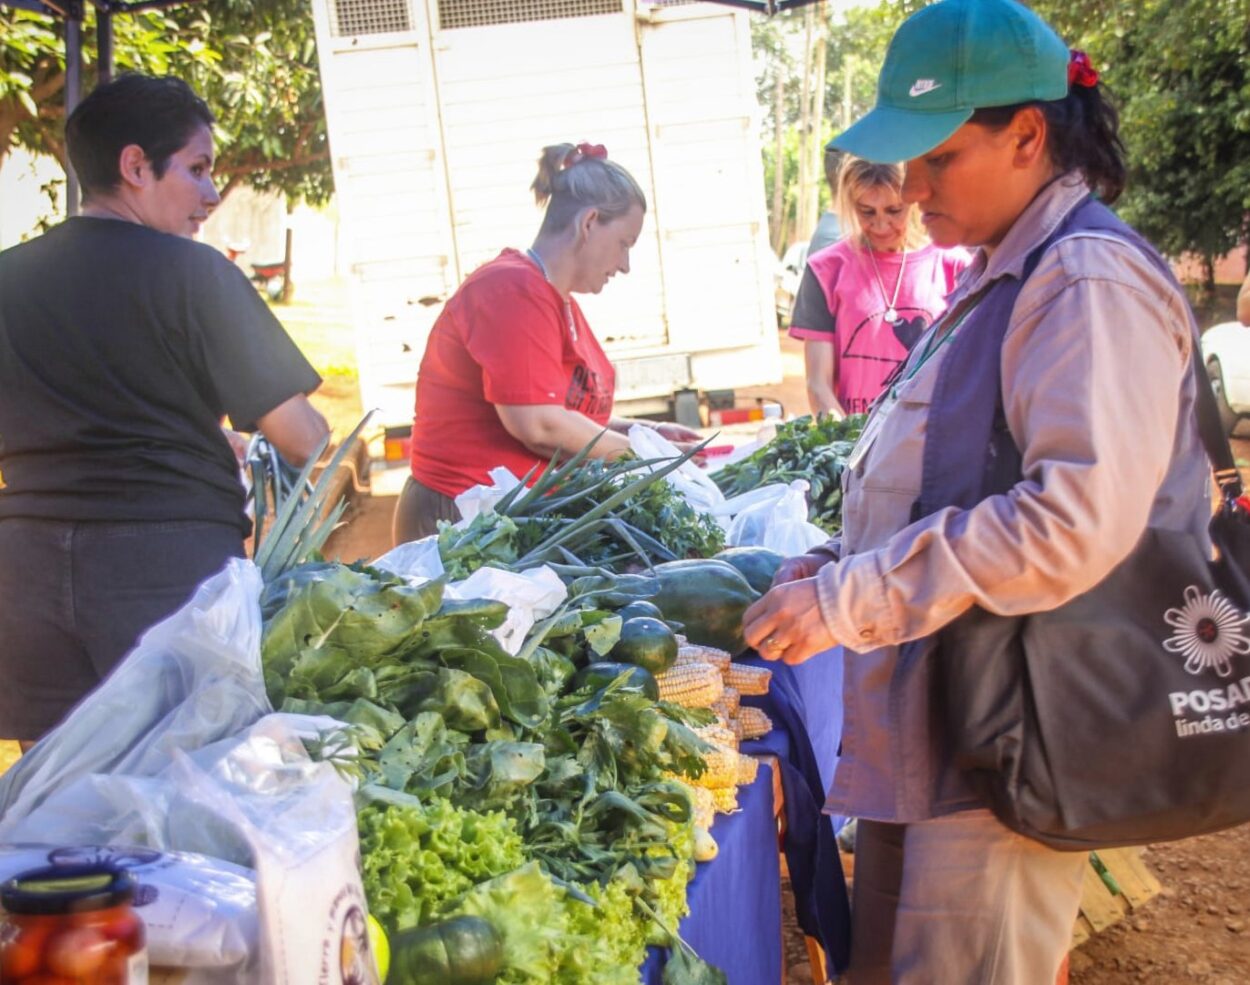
[696,743,739,790]
[676,643,732,674]
[736,752,759,785]
[737,706,774,740]
[712,686,741,718]
[656,661,724,708]
[694,723,739,752]
[712,786,739,814]
[724,662,772,696]
[691,785,716,831]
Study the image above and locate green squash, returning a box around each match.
[614,599,665,623]
[651,558,760,656]
[387,915,503,985]
[714,546,786,595]
[568,661,661,701]
[609,617,679,674]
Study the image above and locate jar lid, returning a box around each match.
[0,864,135,915]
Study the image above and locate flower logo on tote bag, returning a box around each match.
[1163,585,1250,678]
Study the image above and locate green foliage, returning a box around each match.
[753,0,1250,276]
[358,797,525,932]
[0,0,330,205]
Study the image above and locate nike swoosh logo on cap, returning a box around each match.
[909,80,942,97]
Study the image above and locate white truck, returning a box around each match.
[309,0,783,428]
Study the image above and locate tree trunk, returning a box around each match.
[809,7,828,228]
[796,6,815,245]
[771,69,786,254]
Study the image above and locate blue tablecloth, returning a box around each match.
[640,763,783,985]
[741,647,851,974]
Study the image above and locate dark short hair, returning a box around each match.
[66,74,214,198]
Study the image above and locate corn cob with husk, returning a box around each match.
[736,752,759,785]
[736,706,774,740]
[724,662,772,696]
[656,660,724,708]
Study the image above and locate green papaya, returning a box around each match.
[714,546,786,595]
[650,558,760,656]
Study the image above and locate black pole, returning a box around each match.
[97,7,114,84]
[64,6,83,216]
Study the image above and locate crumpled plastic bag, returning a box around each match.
[454,466,522,522]
[444,565,567,654]
[0,559,377,985]
[726,479,829,555]
[628,424,728,519]
[372,535,445,582]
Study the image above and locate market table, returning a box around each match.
[639,762,783,985]
[740,647,851,976]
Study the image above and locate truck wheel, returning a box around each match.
[1208,357,1240,436]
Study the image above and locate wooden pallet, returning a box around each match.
[1071,848,1162,947]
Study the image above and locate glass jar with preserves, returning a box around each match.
[0,863,148,984]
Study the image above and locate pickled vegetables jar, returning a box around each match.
[0,864,148,984]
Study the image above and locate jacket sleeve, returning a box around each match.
[813,237,1195,648]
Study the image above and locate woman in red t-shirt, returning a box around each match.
[394,142,701,544]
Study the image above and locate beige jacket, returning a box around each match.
[816,176,1210,821]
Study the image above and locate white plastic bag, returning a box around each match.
[628,425,727,517]
[0,558,270,825]
[454,465,522,522]
[0,843,258,979]
[445,565,567,654]
[0,560,379,985]
[727,479,830,555]
[372,535,445,582]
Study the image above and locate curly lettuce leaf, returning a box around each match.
[358,798,524,933]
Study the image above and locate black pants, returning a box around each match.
[0,517,245,741]
[391,475,460,546]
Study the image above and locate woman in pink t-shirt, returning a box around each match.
[789,157,969,416]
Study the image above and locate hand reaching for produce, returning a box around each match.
[742,578,837,665]
[654,421,703,444]
[771,553,829,587]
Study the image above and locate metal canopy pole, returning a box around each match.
[97,4,114,84]
[63,0,84,215]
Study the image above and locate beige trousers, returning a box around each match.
[847,809,1086,985]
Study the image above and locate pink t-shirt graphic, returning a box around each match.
[789,241,969,414]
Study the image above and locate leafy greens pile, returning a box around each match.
[260,557,723,984]
[711,413,866,534]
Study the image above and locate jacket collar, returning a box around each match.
[958,173,1091,296]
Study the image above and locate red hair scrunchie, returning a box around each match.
[1068,50,1100,89]
[562,142,608,169]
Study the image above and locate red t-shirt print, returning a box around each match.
[566,363,613,418]
[410,250,617,498]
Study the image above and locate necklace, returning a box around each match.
[526,248,578,342]
[866,244,908,325]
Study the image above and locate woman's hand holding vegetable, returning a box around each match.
[742,576,837,665]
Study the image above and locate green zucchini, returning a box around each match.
[387,915,502,985]
[610,617,679,674]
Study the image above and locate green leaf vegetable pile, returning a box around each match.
[711,414,866,534]
[262,558,719,983]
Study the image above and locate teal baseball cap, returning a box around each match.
[831,0,1071,163]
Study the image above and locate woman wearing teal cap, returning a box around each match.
[744,0,1211,981]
